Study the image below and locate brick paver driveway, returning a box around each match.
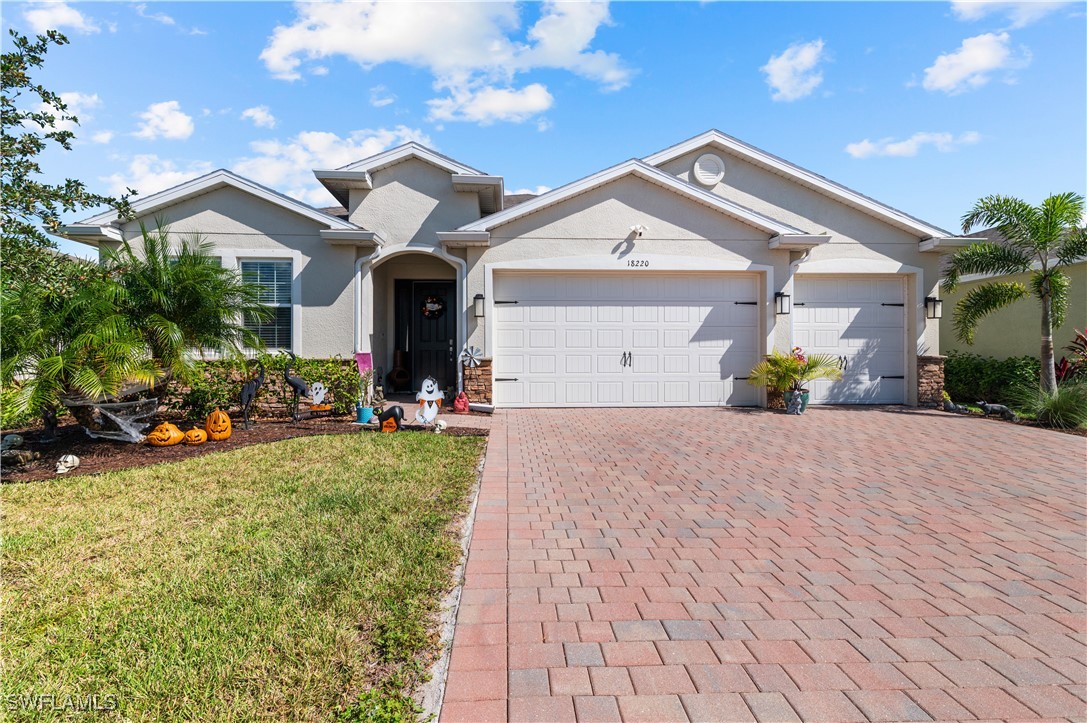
[440,408,1086,722]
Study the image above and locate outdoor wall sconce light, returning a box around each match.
[473,293,485,318]
[925,296,943,319]
[774,292,791,315]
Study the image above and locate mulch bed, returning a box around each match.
[1,415,489,484]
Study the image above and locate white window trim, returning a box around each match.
[222,248,302,354]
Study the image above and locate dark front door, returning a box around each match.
[410,281,456,391]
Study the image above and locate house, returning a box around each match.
[60,130,975,408]
[940,229,1087,360]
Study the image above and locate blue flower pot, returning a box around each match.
[356,405,374,424]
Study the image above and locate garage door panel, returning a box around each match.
[632,382,658,404]
[795,276,905,405]
[595,382,623,404]
[566,329,592,348]
[566,382,592,404]
[596,329,623,348]
[565,355,591,374]
[494,272,760,407]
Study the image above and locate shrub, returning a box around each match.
[166,354,362,420]
[1008,381,1087,429]
[944,351,1040,405]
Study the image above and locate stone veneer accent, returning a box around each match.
[918,355,945,408]
[463,359,493,405]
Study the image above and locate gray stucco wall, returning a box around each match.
[113,185,356,358]
[348,158,482,245]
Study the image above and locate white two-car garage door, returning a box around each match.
[493,273,760,407]
[793,276,906,404]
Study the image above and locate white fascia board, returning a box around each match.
[768,234,831,250]
[313,170,373,206]
[337,142,483,176]
[452,174,505,214]
[80,169,358,231]
[320,229,385,248]
[54,224,123,247]
[437,231,490,248]
[919,236,978,253]
[458,159,803,236]
[644,130,953,240]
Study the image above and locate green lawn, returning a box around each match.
[2,433,485,721]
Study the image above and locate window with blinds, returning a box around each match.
[241,260,292,349]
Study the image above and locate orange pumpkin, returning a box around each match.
[147,422,185,447]
[184,428,208,446]
[205,408,232,441]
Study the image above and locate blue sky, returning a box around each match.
[6,1,1085,259]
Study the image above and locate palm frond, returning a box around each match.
[1056,226,1087,268]
[941,242,1032,293]
[953,282,1029,344]
[960,195,1039,249]
[1039,192,1085,249]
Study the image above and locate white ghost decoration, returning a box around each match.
[415,376,444,425]
[310,382,327,406]
[55,454,80,474]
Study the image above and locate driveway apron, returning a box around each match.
[441,408,1086,722]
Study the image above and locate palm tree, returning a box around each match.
[1,272,158,439]
[943,192,1087,394]
[104,219,271,391]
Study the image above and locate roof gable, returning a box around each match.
[79,169,357,230]
[336,142,483,176]
[644,130,953,239]
[459,159,805,237]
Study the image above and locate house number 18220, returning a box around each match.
[627,259,650,267]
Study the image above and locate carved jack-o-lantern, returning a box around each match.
[184,428,208,446]
[205,408,232,441]
[147,422,185,447]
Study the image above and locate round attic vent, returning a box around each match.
[693,153,725,186]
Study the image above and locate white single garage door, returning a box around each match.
[493,272,760,407]
[793,276,906,404]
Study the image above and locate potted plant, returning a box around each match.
[356,369,375,424]
[746,349,802,409]
[747,347,842,413]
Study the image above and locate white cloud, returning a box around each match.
[132,3,175,26]
[91,130,114,144]
[511,185,551,196]
[102,154,214,196]
[369,85,396,108]
[23,2,100,34]
[259,1,630,124]
[233,125,431,205]
[845,131,981,159]
[427,83,553,125]
[922,32,1030,94]
[241,105,276,128]
[37,92,101,133]
[950,1,1071,28]
[761,39,826,102]
[536,117,553,132]
[134,100,194,140]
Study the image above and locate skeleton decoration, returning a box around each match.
[415,376,444,425]
[434,420,448,435]
[55,454,80,474]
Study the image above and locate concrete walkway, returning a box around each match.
[440,408,1086,722]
